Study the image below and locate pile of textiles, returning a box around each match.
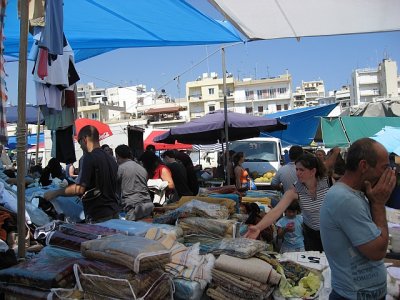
[179,217,237,245]
[145,227,215,300]
[37,222,119,252]
[0,246,83,289]
[0,246,85,299]
[165,196,237,215]
[154,199,230,225]
[81,234,171,274]
[97,219,183,238]
[74,262,172,299]
[207,254,280,299]
[200,237,267,258]
[244,190,282,207]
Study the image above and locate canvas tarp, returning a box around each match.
[210,0,400,40]
[260,103,337,146]
[316,116,400,147]
[4,0,242,62]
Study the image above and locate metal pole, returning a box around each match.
[16,0,29,259]
[35,106,40,164]
[222,48,230,184]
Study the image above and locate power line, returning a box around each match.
[78,42,243,95]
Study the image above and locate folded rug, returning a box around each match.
[207,237,267,258]
[81,234,170,273]
[214,254,281,285]
[211,268,273,299]
[74,264,172,300]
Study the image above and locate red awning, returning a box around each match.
[144,130,192,150]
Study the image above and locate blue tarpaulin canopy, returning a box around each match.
[4,0,242,62]
[6,132,44,150]
[260,103,338,146]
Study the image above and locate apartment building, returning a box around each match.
[293,80,325,108]
[186,72,235,119]
[351,59,399,105]
[186,72,292,118]
[234,74,292,115]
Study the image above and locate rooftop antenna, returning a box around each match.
[205,46,210,75]
[267,66,270,78]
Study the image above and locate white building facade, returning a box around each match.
[351,59,399,105]
[186,72,292,118]
[234,74,292,115]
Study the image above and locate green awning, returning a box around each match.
[319,116,400,148]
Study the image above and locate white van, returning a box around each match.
[229,137,284,177]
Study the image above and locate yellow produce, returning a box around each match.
[263,172,273,179]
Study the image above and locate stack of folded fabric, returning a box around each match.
[74,261,171,300]
[179,217,237,246]
[45,222,119,252]
[0,246,85,297]
[204,237,267,258]
[153,199,230,225]
[79,234,174,299]
[81,234,171,274]
[207,254,281,300]
[145,227,215,300]
[97,219,183,239]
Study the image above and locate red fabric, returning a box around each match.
[37,48,48,80]
[144,130,192,151]
[152,164,171,180]
[0,211,12,241]
[64,90,76,108]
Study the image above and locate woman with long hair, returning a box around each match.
[139,151,175,201]
[233,152,249,190]
[245,152,332,251]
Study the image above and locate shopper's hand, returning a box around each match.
[365,167,396,206]
[244,225,260,240]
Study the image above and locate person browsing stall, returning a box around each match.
[162,150,193,199]
[320,138,396,300]
[233,152,249,190]
[245,152,332,251]
[44,125,120,223]
[271,145,303,193]
[115,144,153,221]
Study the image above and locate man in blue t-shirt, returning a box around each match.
[321,138,396,299]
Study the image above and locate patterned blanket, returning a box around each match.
[81,234,170,274]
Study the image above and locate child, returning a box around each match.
[276,201,304,253]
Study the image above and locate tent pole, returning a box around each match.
[16,0,29,259]
[35,106,41,165]
[222,47,230,185]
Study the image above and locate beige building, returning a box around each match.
[186,72,235,118]
[186,72,292,118]
[293,80,325,108]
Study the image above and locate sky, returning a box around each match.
[4,2,400,105]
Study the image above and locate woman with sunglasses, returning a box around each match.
[245,152,337,251]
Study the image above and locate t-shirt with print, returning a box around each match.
[320,182,386,299]
[276,215,304,250]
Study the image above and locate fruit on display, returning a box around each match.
[254,170,276,183]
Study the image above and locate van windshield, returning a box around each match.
[229,141,278,162]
